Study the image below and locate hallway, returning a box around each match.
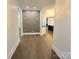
[7,0,71,59]
[11,32,60,59]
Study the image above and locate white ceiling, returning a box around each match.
[18,0,56,9]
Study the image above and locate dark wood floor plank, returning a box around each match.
[11,32,60,59]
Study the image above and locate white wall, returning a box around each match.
[7,0,20,59]
[53,0,71,59]
[40,8,47,35]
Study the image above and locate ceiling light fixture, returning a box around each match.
[26,6,30,8]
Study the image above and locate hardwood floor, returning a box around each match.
[11,32,60,59]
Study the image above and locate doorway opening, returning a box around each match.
[46,17,54,35]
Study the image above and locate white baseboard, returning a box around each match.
[40,32,46,36]
[62,52,71,59]
[23,33,41,35]
[52,45,65,59]
[52,45,71,59]
[21,33,23,37]
[7,39,20,59]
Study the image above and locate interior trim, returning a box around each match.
[23,33,41,35]
[52,45,65,59]
[7,39,20,59]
